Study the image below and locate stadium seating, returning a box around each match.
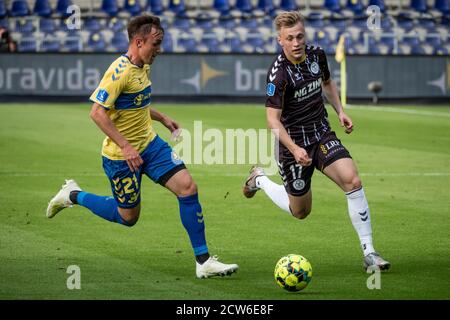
[0,1,6,19]
[1,0,447,55]
[235,0,253,13]
[280,0,296,11]
[42,38,60,51]
[147,0,164,15]
[102,0,119,16]
[111,32,128,52]
[39,17,56,33]
[213,0,230,15]
[33,0,52,17]
[411,0,428,13]
[18,39,37,51]
[325,0,341,12]
[10,0,30,17]
[124,0,141,16]
[56,0,72,16]
[435,0,450,13]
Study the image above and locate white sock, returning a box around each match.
[256,176,291,214]
[346,187,375,256]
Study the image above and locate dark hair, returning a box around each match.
[127,14,164,41]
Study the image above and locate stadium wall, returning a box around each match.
[0,53,449,102]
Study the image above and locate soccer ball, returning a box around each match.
[274,254,313,292]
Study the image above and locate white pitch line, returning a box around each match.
[1,172,450,177]
[345,105,450,118]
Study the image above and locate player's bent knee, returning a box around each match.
[291,207,311,220]
[178,180,198,197]
[347,176,362,192]
[118,207,140,227]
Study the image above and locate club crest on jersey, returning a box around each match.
[267,83,276,96]
[292,179,305,191]
[96,89,109,103]
[309,62,320,75]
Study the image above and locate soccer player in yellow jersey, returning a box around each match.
[46,14,238,279]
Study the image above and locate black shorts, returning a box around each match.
[277,131,352,196]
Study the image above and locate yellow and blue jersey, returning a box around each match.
[90,55,157,160]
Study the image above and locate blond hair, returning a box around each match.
[274,11,306,33]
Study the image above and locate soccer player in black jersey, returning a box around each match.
[243,11,390,271]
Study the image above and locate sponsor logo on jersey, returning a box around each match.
[96,89,109,103]
[294,78,322,99]
[267,83,276,96]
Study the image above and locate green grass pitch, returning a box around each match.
[0,103,449,300]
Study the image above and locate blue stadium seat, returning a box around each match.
[314,30,331,48]
[325,0,341,12]
[418,18,436,30]
[368,0,385,12]
[229,36,243,53]
[88,33,106,51]
[258,0,275,14]
[218,18,236,29]
[409,44,425,54]
[397,14,414,32]
[246,34,265,49]
[196,13,214,29]
[425,34,442,47]
[15,18,34,34]
[84,18,102,32]
[18,39,37,52]
[108,17,126,32]
[236,0,253,13]
[330,16,347,30]
[214,0,230,15]
[34,0,52,17]
[173,17,190,29]
[201,37,221,52]
[111,32,129,52]
[162,32,173,52]
[179,37,197,52]
[39,18,56,33]
[10,0,30,17]
[402,35,420,47]
[56,0,73,16]
[435,0,450,13]
[240,18,258,30]
[146,0,164,15]
[346,0,364,14]
[124,0,141,16]
[368,42,380,54]
[433,46,448,54]
[411,0,427,12]
[280,0,296,11]
[169,0,186,15]
[0,18,7,28]
[102,0,119,16]
[0,1,6,18]
[42,39,60,52]
[308,12,325,28]
[64,38,81,51]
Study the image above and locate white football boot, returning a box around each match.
[364,252,391,271]
[46,179,81,218]
[243,166,265,198]
[196,256,239,279]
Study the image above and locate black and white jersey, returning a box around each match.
[265,45,332,148]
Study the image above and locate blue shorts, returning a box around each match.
[102,135,185,208]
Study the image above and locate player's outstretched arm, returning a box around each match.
[322,79,353,134]
[266,107,312,167]
[150,108,180,133]
[90,103,143,172]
